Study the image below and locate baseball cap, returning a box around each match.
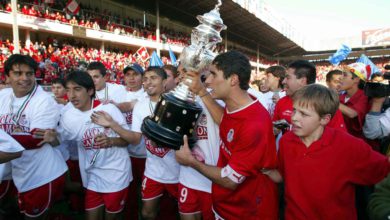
[124,63,144,75]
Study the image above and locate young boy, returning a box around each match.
[268,84,390,220]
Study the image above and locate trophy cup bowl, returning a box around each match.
[141,0,226,150]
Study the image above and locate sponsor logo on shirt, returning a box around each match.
[0,113,29,134]
[196,113,208,140]
[145,137,170,158]
[124,111,133,125]
[82,127,110,149]
[227,128,234,143]
[220,140,231,156]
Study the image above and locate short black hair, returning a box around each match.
[212,50,251,90]
[52,78,66,87]
[87,61,107,77]
[288,60,317,85]
[4,54,38,76]
[326,69,342,82]
[65,71,95,99]
[145,66,167,80]
[265,65,286,87]
[163,65,178,78]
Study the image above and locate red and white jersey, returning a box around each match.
[0,129,24,183]
[0,87,68,192]
[59,102,132,193]
[132,96,179,183]
[179,97,221,193]
[212,99,279,220]
[123,88,147,158]
[95,82,127,103]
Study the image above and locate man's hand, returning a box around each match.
[32,128,58,146]
[91,111,114,128]
[184,71,207,96]
[175,135,197,167]
[95,133,112,148]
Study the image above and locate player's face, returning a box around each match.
[52,83,66,98]
[143,71,166,99]
[66,81,93,112]
[205,64,230,100]
[326,74,342,92]
[6,64,36,97]
[177,64,185,83]
[291,102,329,145]
[164,69,177,92]
[265,72,280,90]
[87,69,106,91]
[124,69,143,91]
[282,68,306,96]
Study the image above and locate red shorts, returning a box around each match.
[178,183,213,220]
[85,187,128,213]
[0,180,17,199]
[66,159,82,183]
[141,176,178,200]
[18,174,65,218]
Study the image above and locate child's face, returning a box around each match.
[291,102,330,142]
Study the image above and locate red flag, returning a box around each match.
[136,47,150,62]
[66,0,80,14]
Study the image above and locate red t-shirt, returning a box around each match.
[279,128,390,220]
[339,89,369,138]
[212,100,278,220]
[273,95,346,132]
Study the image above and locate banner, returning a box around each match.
[136,47,150,62]
[66,0,80,14]
[328,44,351,65]
[362,28,390,46]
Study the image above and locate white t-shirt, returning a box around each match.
[247,88,286,117]
[59,102,132,193]
[95,82,127,103]
[132,96,180,183]
[0,129,24,183]
[0,87,68,192]
[123,88,148,158]
[179,97,221,193]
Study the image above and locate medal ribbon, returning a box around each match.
[10,83,38,126]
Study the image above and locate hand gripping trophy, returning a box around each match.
[141,0,226,150]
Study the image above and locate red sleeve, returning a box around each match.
[349,138,390,185]
[11,133,42,150]
[272,101,281,122]
[327,110,347,132]
[228,120,277,176]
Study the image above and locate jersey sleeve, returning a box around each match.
[228,121,277,177]
[0,130,25,152]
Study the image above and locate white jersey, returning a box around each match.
[0,129,24,183]
[95,82,127,103]
[123,88,148,158]
[179,97,221,193]
[247,88,286,117]
[59,102,132,193]
[0,87,68,192]
[132,96,180,183]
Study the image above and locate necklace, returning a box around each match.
[9,83,38,129]
[149,99,155,115]
[96,84,108,101]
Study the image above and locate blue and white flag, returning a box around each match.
[150,51,164,67]
[357,54,381,74]
[328,44,351,65]
[169,47,177,67]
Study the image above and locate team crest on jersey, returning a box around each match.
[124,112,133,125]
[196,113,208,140]
[0,113,29,134]
[227,128,234,142]
[145,137,170,158]
[82,127,110,149]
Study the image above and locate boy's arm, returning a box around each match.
[262,169,283,183]
[339,103,358,118]
[0,151,23,164]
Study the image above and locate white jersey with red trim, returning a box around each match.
[95,82,127,103]
[179,97,221,193]
[0,87,68,192]
[123,88,148,158]
[132,96,179,183]
[59,102,132,193]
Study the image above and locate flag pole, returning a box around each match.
[11,0,20,54]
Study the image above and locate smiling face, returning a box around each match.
[282,68,307,96]
[143,70,166,100]
[6,63,36,97]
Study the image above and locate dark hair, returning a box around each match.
[265,65,286,87]
[87,61,106,77]
[4,54,38,76]
[212,50,251,90]
[163,65,178,78]
[52,78,66,87]
[288,60,316,85]
[145,66,167,80]
[326,69,342,82]
[351,74,366,90]
[65,71,95,99]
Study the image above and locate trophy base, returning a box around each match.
[141,117,198,150]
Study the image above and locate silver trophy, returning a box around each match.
[141,0,226,150]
